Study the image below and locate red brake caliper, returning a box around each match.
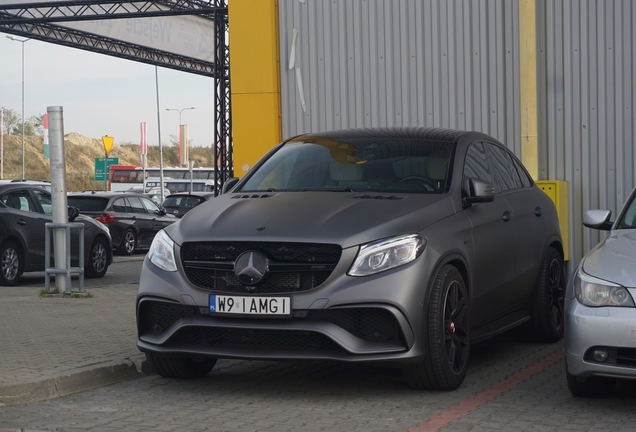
[446,321,455,334]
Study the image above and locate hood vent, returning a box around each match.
[231,194,274,199]
[351,194,405,200]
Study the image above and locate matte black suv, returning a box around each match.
[136,127,565,391]
[67,191,177,255]
[0,183,113,285]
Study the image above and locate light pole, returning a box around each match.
[166,107,194,167]
[6,35,30,180]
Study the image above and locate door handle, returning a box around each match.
[502,211,512,222]
[534,206,543,217]
[17,220,26,226]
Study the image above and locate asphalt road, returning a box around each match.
[2,256,636,431]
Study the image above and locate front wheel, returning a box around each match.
[145,352,217,379]
[0,240,22,286]
[85,237,109,279]
[405,265,470,390]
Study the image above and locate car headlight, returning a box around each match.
[574,269,635,307]
[148,229,177,272]
[348,234,425,276]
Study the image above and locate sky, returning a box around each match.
[0,31,218,148]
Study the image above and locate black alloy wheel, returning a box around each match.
[405,264,470,390]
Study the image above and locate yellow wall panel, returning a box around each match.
[228,0,281,176]
[232,93,281,176]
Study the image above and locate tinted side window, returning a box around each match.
[34,190,53,215]
[112,198,128,213]
[486,143,523,192]
[126,196,146,214]
[463,142,493,195]
[1,190,36,212]
[140,197,161,213]
[511,156,533,188]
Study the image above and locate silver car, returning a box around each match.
[136,127,564,390]
[565,188,636,397]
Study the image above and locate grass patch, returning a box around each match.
[39,288,93,298]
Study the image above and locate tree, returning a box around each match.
[1,108,20,135]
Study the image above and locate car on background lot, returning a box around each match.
[161,192,216,218]
[0,183,112,285]
[67,191,176,256]
[565,187,636,397]
[136,127,565,390]
[0,179,52,192]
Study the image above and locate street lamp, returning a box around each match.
[6,35,30,180]
[166,107,194,167]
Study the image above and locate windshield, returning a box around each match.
[617,191,636,229]
[240,137,452,193]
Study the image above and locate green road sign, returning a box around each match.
[94,157,119,181]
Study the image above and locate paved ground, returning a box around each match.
[0,255,146,407]
[2,255,636,431]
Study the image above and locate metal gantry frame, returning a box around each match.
[0,0,233,191]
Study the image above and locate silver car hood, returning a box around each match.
[167,191,455,248]
[582,229,636,287]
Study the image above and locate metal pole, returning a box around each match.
[166,107,194,168]
[155,66,165,204]
[48,106,69,292]
[21,41,25,180]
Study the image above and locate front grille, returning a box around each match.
[181,242,342,294]
[167,327,344,353]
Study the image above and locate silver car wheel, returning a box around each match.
[1,246,19,281]
[92,242,107,273]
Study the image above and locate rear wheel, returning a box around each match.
[526,247,565,342]
[405,265,470,390]
[145,352,217,379]
[85,237,109,278]
[566,364,615,397]
[118,229,136,255]
[0,240,22,286]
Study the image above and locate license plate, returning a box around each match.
[209,294,291,316]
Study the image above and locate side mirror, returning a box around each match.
[463,178,495,205]
[68,206,80,222]
[583,209,613,231]
[158,206,167,216]
[221,177,240,194]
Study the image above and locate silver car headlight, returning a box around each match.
[148,229,177,272]
[574,268,635,307]
[348,234,425,277]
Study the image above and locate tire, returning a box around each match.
[566,364,615,398]
[526,247,565,342]
[405,265,470,390]
[145,352,217,379]
[118,229,136,255]
[85,237,109,279]
[0,240,22,286]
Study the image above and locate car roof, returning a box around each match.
[68,190,145,198]
[164,191,216,198]
[287,127,485,144]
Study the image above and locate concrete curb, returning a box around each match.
[0,355,147,407]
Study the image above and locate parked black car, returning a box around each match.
[67,191,177,255]
[0,184,113,285]
[161,192,216,218]
[137,127,565,390]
